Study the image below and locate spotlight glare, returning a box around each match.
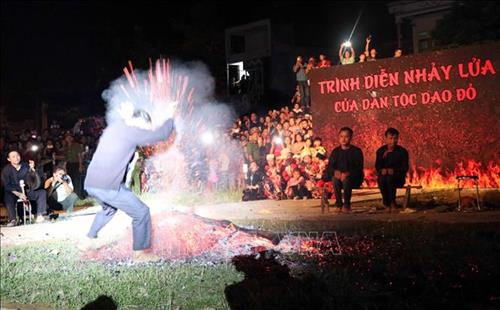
[201,132,215,145]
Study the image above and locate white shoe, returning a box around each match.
[6,220,17,227]
[35,216,45,223]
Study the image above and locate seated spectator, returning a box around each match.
[280,136,293,159]
[291,134,306,157]
[1,150,47,226]
[242,161,265,201]
[312,137,327,160]
[285,168,311,199]
[394,49,402,58]
[318,54,332,68]
[263,154,284,200]
[44,166,79,214]
[339,42,355,65]
[300,138,314,159]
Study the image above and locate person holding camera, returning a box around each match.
[1,150,47,226]
[44,166,79,214]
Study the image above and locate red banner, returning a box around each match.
[310,43,500,187]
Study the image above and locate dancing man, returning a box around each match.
[80,101,175,262]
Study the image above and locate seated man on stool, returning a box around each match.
[375,128,409,210]
[1,150,47,226]
[323,127,364,212]
[44,166,79,215]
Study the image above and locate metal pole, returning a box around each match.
[475,180,481,211]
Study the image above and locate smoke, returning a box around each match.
[101,59,242,200]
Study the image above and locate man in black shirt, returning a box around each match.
[375,128,409,209]
[1,150,47,226]
[323,127,364,212]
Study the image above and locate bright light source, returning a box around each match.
[343,41,351,47]
[31,145,39,152]
[273,136,283,145]
[201,132,215,145]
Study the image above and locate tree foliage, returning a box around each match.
[433,1,500,47]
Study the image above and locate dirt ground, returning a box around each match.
[1,188,499,248]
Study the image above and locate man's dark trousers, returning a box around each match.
[333,177,353,208]
[378,174,397,206]
[86,184,151,251]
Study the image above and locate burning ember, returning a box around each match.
[80,210,342,262]
[82,211,272,262]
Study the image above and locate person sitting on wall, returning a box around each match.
[375,128,409,210]
[44,166,79,215]
[322,127,364,212]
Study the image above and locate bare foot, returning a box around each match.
[132,250,161,263]
[77,236,114,252]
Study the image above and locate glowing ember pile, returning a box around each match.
[82,211,278,262]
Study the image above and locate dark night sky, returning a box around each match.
[1,1,395,120]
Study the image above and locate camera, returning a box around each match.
[61,174,70,182]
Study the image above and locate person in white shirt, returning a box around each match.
[44,166,79,214]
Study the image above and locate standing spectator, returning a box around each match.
[292,56,309,108]
[61,134,84,197]
[290,85,302,108]
[318,54,332,68]
[339,42,355,65]
[359,53,366,63]
[365,36,377,61]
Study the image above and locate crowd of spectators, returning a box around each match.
[235,36,406,201]
[230,107,331,201]
[1,116,105,218]
[294,36,403,107]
